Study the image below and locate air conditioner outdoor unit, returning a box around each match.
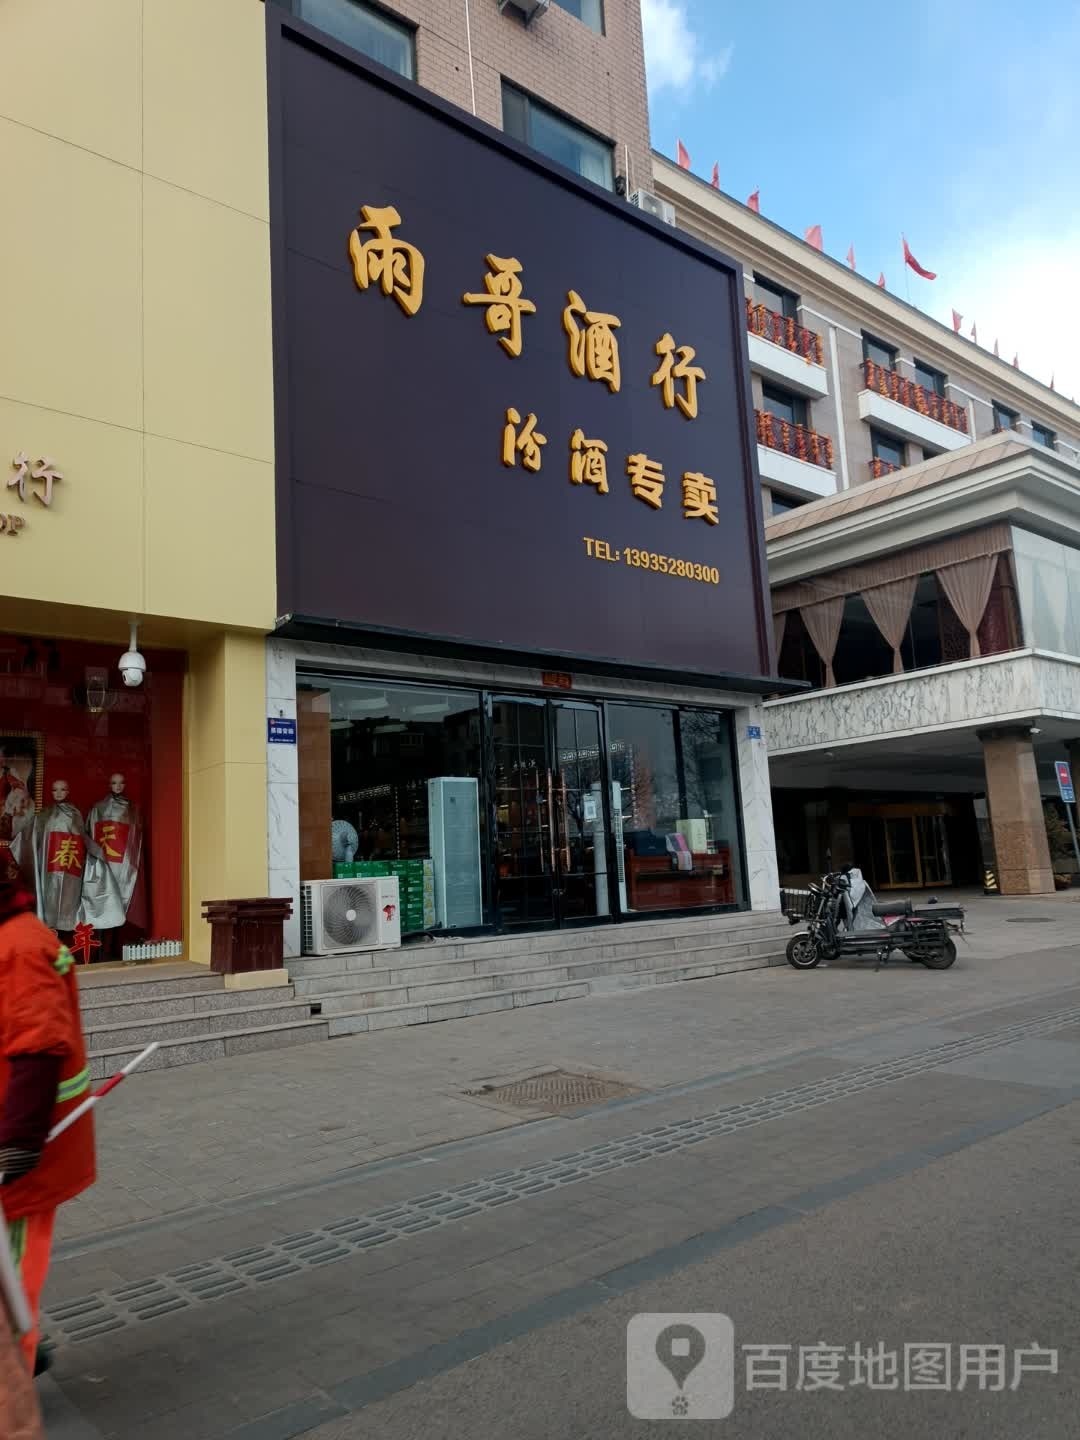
[630,189,676,227]
[301,877,401,955]
[497,0,550,24]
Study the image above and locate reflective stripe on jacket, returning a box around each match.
[0,914,96,1220]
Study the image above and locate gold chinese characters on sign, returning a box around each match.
[563,291,621,393]
[348,205,425,317]
[502,408,547,473]
[652,334,706,420]
[346,202,723,548]
[462,256,536,358]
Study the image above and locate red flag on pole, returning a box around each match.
[710,162,720,189]
[951,309,962,333]
[970,322,978,344]
[993,339,1000,358]
[877,273,886,288]
[676,139,691,170]
[804,224,823,251]
[846,244,856,271]
[902,235,937,280]
[747,189,760,213]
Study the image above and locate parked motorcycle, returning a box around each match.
[782,867,964,971]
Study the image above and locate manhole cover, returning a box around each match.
[465,1070,640,1113]
[1005,917,1054,923]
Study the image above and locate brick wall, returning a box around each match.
[385,0,652,193]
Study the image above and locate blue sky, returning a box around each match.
[641,0,1080,399]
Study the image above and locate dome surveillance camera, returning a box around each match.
[118,621,146,687]
[119,650,146,687]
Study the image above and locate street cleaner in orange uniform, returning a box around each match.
[0,854,95,1372]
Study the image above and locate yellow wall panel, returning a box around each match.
[185,760,268,964]
[144,434,276,630]
[0,121,142,429]
[142,177,273,462]
[143,0,270,222]
[0,0,141,168]
[185,632,267,774]
[0,398,144,613]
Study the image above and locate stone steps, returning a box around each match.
[78,969,327,1075]
[325,946,787,1035]
[75,910,791,1069]
[87,1019,331,1079]
[289,912,785,989]
[310,932,787,1014]
[82,998,317,1053]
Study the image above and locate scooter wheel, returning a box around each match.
[786,933,821,969]
[922,938,957,970]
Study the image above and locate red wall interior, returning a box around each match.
[0,635,184,940]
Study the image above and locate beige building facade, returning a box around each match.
[647,156,1080,899]
[282,0,652,194]
[653,157,1080,518]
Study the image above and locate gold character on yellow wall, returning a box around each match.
[682,471,719,524]
[569,430,609,493]
[9,452,62,507]
[462,255,536,357]
[652,334,706,419]
[347,204,425,317]
[627,453,665,510]
[502,408,547,472]
[563,291,621,393]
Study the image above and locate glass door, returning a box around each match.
[490,697,556,928]
[883,816,922,888]
[489,697,612,928]
[551,703,610,924]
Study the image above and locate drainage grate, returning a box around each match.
[465,1070,640,1113]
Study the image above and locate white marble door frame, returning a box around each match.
[266,638,781,957]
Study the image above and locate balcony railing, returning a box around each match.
[870,457,901,479]
[862,358,968,434]
[756,410,834,469]
[746,300,824,366]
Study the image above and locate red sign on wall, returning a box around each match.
[94,820,130,865]
[47,832,85,875]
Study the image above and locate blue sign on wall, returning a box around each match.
[746,725,762,740]
[1056,760,1075,805]
[268,717,297,745]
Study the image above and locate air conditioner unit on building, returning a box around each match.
[630,189,677,227]
[497,0,550,24]
[301,877,401,955]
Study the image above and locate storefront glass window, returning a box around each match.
[302,677,485,932]
[0,635,183,959]
[1011,527,1080,657]
[608,704,742,913]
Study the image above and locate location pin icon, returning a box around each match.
[655,1323,707,1392]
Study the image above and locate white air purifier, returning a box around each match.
[428,777,482,928]
[301,877,401,955]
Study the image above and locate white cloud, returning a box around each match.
[641,0,732,97]
[931,218,1080,406]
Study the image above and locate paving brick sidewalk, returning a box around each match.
[60,891,1079,1244]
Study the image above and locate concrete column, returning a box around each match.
[186,632,269,964]
[979,728,1053,895]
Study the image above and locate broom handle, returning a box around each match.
[1,1042,158,1335]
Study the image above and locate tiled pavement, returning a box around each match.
[38,895,1080,1437]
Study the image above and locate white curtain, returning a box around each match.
[800,598,844,687]
[862,576,918,673]
[937,555,997,658]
